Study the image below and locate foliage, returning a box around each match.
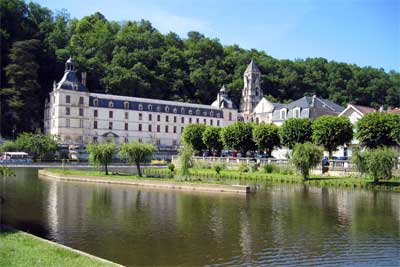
[364,148,397,183]
[238,163,249,173]
[179,145,194,176]
[263,163,277,173]
[86,142,116,175]
[0,141,18,153]
[355,112,400,148]
[312,115,353,157]
[1,1,399,139]
[213,164,224,175]
[291,142,323,180]
[249,163,259,172]
[252,123,280,155]
[119,142,155,177]
[202,126,223,154]
[167,163,175,172]
[352,149,368,175]
[181,124,206,153]
[14,133,57,160]
[221,122,255,155]
[0,166,14,176]
[279,118,313,149]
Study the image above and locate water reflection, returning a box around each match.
[0,169,399,266]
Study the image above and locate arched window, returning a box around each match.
[156,106,161,112]
[196,109,200,115]
[210,111,214,117]
[181,107,185,114]
[188,110,193,115]
[203,111,207,116]
[148,104,152,111]
[138,104,143,110]
[93,98,98,107]
[173,108,177,113]
[124,101,129,109]
[108,101,114,108]
[165,106,169,112]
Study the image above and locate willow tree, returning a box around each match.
[119,142,155,177]
[86,142,116,175]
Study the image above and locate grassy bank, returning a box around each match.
[0,229,119,267]
[146,167,400,191]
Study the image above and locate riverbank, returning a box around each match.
[39,169,251,194]
[0,227,122,267]
[145,167,400,192]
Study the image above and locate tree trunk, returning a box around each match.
[328,150,332,159]
[136,162,142,177]
[105,163,108,175]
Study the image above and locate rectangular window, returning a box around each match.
[157,125,160,132]
[217,120,220,126]
[66,107,70,115]
[203,118,206,124]
[229,112,232,121]
[109,122,113,130]
[157,114,160,121]
[148,114,152,121]
[66,119,70,128]
[210,119,213,126]
[94,110,98,117]
[138,124,142,131]
[109,111,113,118]
[148,125,152,132]
[165,125,168,133]
[189,118,192,123]
[79,108,83,116]
[156,139,161,145]
[124,137,129,143]
[181,117,184,123]
[125,112,129,119]
[196,118,199,124]
[138,138,143,143]
[181,127,184,133]
[125,123,128,130]
[93,121,98,129]
[174,116,177,123]
[93,136,98,143]
[173,126,177,133]
[79,119,83,128]
[66,95,71,103]
[165,115,169,122]
[139,113,142,120]
[79,97,84,105]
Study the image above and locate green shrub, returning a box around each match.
[291,142,323,180]
[167,163,175,172]
[365,147,396,183]
[262,163,275,173]
[279,165,294,175]
[0,166,14,176]
[195,161,211,169]
[250,163,259,172]
[352,149,368,175]
[213,164,223,175]
[238,162,249,173]
[179,146,194,176]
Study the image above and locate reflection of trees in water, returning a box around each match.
[88,188,113,221]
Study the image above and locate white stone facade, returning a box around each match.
[44,58,237,146]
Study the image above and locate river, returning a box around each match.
[1,168,399,266]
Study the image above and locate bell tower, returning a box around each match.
[239,60,262,116]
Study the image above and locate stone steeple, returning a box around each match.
[240,60,262,114]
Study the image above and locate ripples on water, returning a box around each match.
[1,168,399,266]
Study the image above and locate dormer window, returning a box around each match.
[203,111,207,116]
[196,109,200,115]
[280,108,287,120]
[217,113,221,118]
[188,110,193,115]
[148,104,152,111]
[165,106,169,112]
[124,101,129,109]
[73,84,78,90]
[109,101,114,108]
[210,111,214,117]
[138,104,143,110]
[181,107,185,114]
[293,107,301,118]
[93,98,98,107]
[156,106,161,112]
[173,108,177,113]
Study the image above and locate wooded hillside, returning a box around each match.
[1,0,399,138]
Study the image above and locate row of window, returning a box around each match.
[91,136,178,146]
[280,108,301,120]
[92,98,222,117]
[97,122,183,133]
[66,95,84,105]
[66,107,84,116]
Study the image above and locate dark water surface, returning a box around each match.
[1,168,399,266]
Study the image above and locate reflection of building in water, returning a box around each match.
[46,179,60,241]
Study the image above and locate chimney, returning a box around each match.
[81,72,87,86]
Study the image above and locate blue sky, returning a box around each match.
[34,0,399,71]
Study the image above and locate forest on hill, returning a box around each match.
[1,0,399,138]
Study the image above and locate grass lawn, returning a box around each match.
[0,229,118,267]
[44,168,400,191]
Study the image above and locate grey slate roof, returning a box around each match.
[245,59,260,73]
[57,70,88,92]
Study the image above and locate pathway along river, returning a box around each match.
[1,168,399,266]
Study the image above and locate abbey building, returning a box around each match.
[44,59,344,146]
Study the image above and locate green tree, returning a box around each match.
[86,142,116,175]
[279,118,313,149]
[14,133,57,160]
[181,124,206,153]
[365,148,396,183]
[252,123,280,156]
[119,142,155,177]
[202,126,223,155]
[312,115,353,157]
[0,141,18,153]
[221,122,255,156]
[179,145,194,176]
[291,142,323,180]
[355,112,400,148]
